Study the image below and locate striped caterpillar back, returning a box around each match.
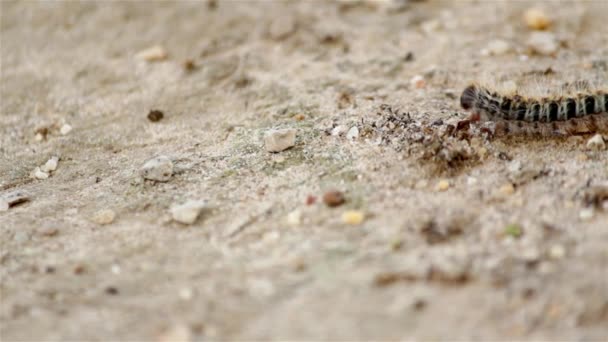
[460,83,608,136]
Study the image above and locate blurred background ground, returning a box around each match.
[1,1,607,340]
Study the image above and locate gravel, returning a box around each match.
[140,156,174,182]
[264,128,296,152]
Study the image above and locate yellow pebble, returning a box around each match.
[524,8,551,30]
[342,210,365,225]
[436,179,450,192]
[499,183,515,195]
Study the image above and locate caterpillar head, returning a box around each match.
[460,85,478,110]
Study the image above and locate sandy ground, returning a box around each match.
[1,1,607,341]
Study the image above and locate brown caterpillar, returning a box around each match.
[459,82,608,136]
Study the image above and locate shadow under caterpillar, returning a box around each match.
[459,82,608,136]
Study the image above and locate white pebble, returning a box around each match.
[526,32,558,55]
[579,208,594,221]
[140,156,173,182]
[586,134,606,150]
[484,39,511,56]
[157,324,191,342]
[178,287,194,301]
[268,15,296,40]
[60,124,72,135]
[170,200,207,225]
[92,209,116,225]
[331,125,348,136]
[264,128,296,153]
[286,209,302,226]
[33,167,49,180]
[135,45,168,62]
[346,126,359,140]
[420,19,440,34]
[548,244,565,259]
[41,156,59,173]
[111,264,121,274]
[508,160,522,173]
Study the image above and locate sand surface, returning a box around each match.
[1,1,607,340]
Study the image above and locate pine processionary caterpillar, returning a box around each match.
[459,81,608,136]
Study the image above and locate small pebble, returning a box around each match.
[183,59,197,72]
[410,75,426,89]
[323,190,345,207]
[140,156,174,182]
[136,45,168,61]
[73,265,86,275]
[264,128,296,153]
[346,126,359,140]
[483,39,511,56]
[38,227,59,237]
[420,19,440,34]
[92,209,116,225]
[305,195,316,205]
[286,210,302,226]
[105,286,119,295]
[35,127,49,141]
[293,114,305,121]
[579,208,594,221]
[342,210,365,225]
[268,15,297,40]
[33,167,49,180]
[586,134,606,150]
[178,287,194,301]
[521,247,540,262]
[170,200,207,225]
[436,179,450,192]
[59,124,72,135]
[524,8,551,30]
[526,32,558,55]
[41,156,59,173]
[499,183,515,195]
[147,110,164,122]
[157,324,192,342]
[111,264,121,274]
[508,160,522,173]
[331,125,348,136]
[204,55,239,82]
[548,244,565,259]
[0,191,30,211]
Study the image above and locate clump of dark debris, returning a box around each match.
[359,104,482,175]
[580,185,608,211]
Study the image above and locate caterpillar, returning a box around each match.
[459,82,608,136]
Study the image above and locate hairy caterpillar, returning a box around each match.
[459,81,608,136]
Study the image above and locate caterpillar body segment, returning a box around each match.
[460,83,608,136]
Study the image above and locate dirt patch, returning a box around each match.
[1,1,607,340]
